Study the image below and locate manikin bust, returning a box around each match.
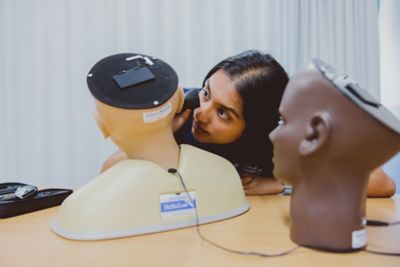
[50,53,249,240]
[269,59,400,251]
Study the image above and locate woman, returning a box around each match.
[102,50,396,196]
[174,50,287,194]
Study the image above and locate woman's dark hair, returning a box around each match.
[202,50,289,172]
[203,50,288,137]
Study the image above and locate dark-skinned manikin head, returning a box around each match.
[269,59,400,251]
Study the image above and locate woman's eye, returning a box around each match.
[218,108,230,121]
[200,88,210,101]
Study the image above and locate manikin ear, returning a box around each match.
[176,87,185,114]
[94,111,110,139]
[298,111,332,156]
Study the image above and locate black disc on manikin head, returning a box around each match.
[87,53,178,109]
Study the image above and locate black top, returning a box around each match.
[175,114,274,178]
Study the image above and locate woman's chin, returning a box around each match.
[191,129,206,142]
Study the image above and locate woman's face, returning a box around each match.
[192,70,245,144]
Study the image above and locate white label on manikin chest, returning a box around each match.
[160,191,196,220]
[143,102,172,123]
[352,229,367,249]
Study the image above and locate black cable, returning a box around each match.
[167,168,299,258]
[364,249,400,256]
[365,219,400,256]
[168,168,399,257]
[366,219,400,227]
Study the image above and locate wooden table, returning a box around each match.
[1,195,399,267]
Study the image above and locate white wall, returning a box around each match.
[0,0,380,188]
[380,0,400,110]
[379,0,400,193]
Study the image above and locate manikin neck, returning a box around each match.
[290,170,369,251]
[119,130,180,171]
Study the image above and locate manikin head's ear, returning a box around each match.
[176,87,185,114]
[94,111,110,139]
[298,111,332,156]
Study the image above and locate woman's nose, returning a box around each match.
[195,102,211,124]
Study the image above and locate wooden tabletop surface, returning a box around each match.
[1,195,399,267]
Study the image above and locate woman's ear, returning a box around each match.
[298,111,332,156]
[176,87,185,114]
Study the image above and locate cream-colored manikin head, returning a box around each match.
[50,53,249,240]
[94,87,184,149]
[93,87,185,170]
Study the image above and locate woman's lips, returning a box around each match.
[193,120,209,135]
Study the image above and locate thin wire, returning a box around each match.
[364,249,400,256]
[172,169,399,257]
[365,219,400,256]
[366,219,400,226]
[171,169,299,258]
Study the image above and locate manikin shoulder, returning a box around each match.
[51,144,248,240]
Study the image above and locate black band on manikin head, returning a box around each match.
[87,53,178,109]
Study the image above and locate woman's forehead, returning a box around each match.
[208,71,244,112]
